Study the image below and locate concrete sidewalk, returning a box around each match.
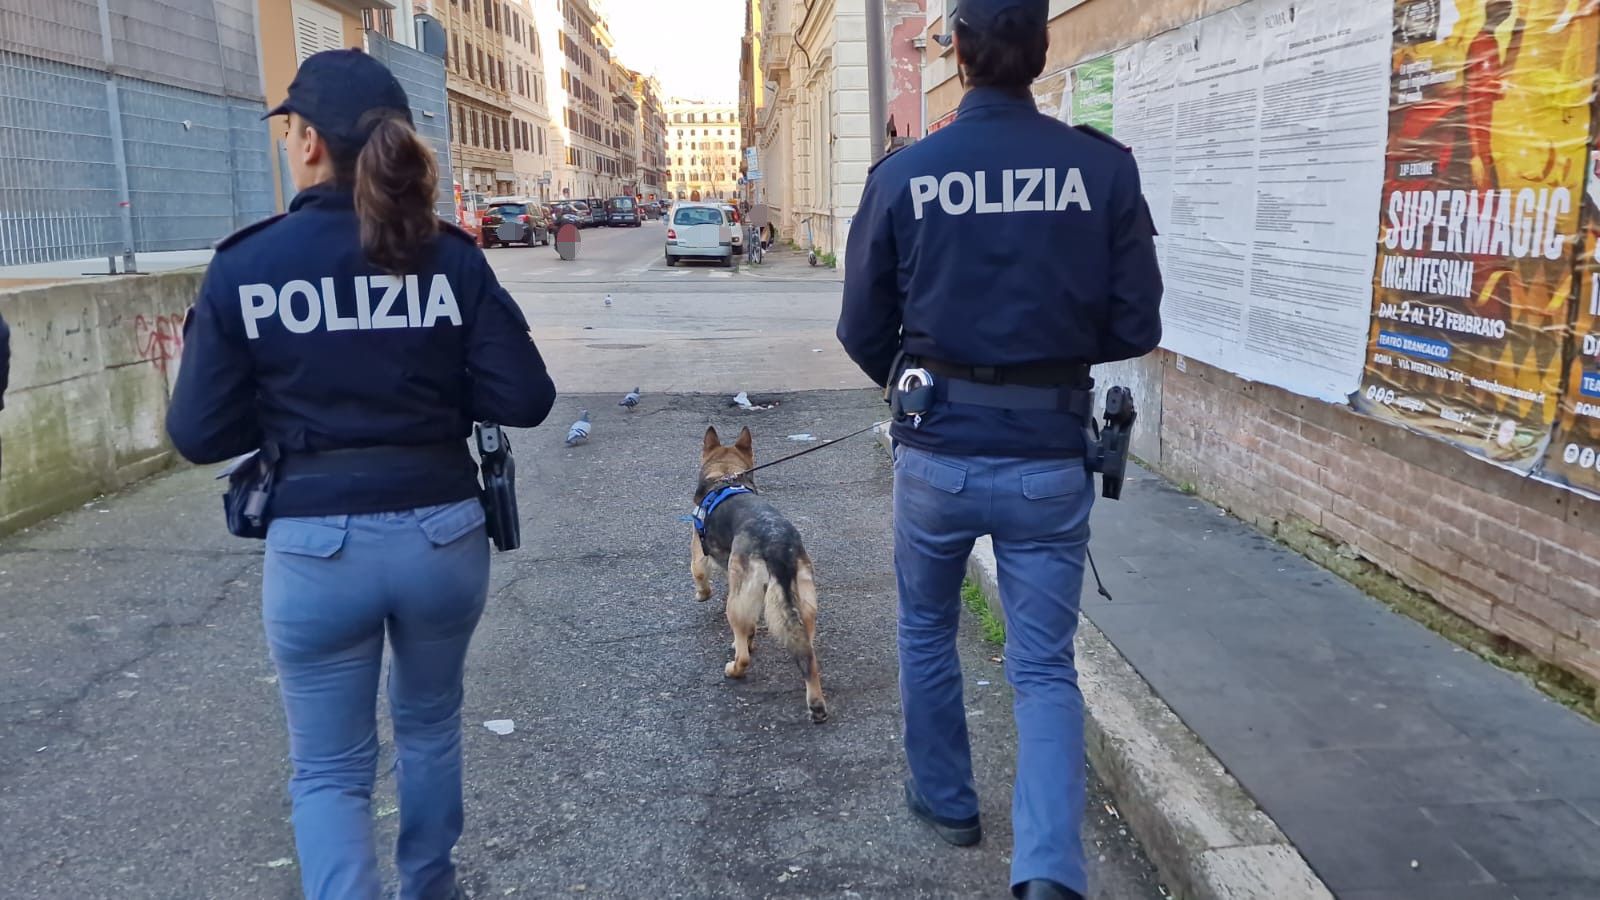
[739,245,844,281]
[1051,465,1600,899]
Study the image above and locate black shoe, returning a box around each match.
[903,779,982,846]
[1013,880,1084,900]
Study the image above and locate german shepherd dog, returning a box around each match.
[692,426,828,723]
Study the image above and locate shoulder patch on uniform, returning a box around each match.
[440,221,479,245]
[1074,124,1131,152]
[213,213,286,251]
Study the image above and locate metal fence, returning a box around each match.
[0,0,273,269]
[365,31,456,219]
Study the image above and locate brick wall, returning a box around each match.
[1143,351,1600,688]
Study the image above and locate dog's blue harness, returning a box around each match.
[690,483,755,538]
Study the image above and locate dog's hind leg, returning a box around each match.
[793,560,828,723]
[724,555,762,679]
[691,531,712,601]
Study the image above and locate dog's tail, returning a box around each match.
[762,556,814,661]
[763,552,828,723]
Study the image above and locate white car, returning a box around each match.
[665,202,735,268]
[722,205,744,254]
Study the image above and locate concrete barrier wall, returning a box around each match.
[0,271,201,536]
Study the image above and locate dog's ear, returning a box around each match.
[735,427,753,456]
[703,426,722,455]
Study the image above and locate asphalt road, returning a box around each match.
[0,224,1165,899]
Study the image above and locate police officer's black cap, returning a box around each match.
[934,0,1049,45]
[263,49,414,148]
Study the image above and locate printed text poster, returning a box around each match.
[1111,0,1392,401]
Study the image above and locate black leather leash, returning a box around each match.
[722,420,891,482]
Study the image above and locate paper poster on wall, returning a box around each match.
[1111,30,1185,274]
[1354,0,1598,471]
[1031,69,1070,122]
[1069,55,1115,132]
[1106,0,1391,401]
[1543,138,1600,491]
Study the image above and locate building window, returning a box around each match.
[451,34,460,70]
[471,110,480,147]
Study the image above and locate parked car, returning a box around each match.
[605,196,642,227]
[722,205,744,255]
[568,200,596,228]
[480,197,549,248]
[665,202,735,268]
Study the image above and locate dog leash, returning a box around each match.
[715,418,1119,601]
[721,419,891,482]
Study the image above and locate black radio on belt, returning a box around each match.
[1086,387,1137,501]
[475,423,521,552]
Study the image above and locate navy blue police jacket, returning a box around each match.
[837,88,1163,458]
[0,309,9,410]
[166,184,557,517]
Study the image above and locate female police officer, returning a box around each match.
[167,50,556,900]
[837,2,1162,899]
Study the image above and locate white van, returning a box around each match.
[665,202,735,268]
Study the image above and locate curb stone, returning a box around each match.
[876,427,1333,900]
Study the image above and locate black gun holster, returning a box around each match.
[1085,386,1137,500]
[222,444,280,540]
[476,423,521,552]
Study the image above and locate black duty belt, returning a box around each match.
[914,357,1094,418]
[917,358,1091,387]
[279,441,468,477]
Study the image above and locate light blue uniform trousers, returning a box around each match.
[262,499,489,900]
[894,445,1094,897]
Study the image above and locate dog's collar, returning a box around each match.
[691,483,755,536]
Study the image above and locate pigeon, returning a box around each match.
[604,293,614,307]
[619,387,641,410]
[565,410,591,446]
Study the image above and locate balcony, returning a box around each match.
[761,34,791,75]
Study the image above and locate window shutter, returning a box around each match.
[291,0,344,64]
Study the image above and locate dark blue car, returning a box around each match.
[605,196,642,227]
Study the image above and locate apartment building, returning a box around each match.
[665,99,740,202]
[503,0,554,200]
[415,0,514,195]
[611,57,640,196]
[534,0,621,200]
[631,72,668,202]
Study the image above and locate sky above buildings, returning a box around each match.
[601,0,742,101]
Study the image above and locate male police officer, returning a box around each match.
[837,2,1162,898]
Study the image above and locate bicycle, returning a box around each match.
[746,225,765,265]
